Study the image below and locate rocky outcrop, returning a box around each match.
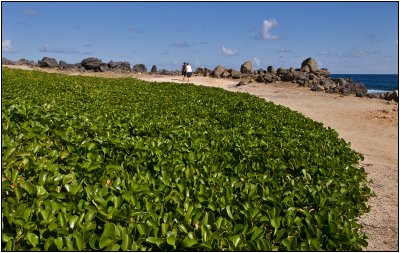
[108,61,131,72]
[240,61,252,74]
[194,68,212,77]
[81,57,105,72]
[132,64,147,73]
[2,57,14,65]
[5,56,397,103]
[229,69,241,79]
[212,65,226,77]
[150,65,157,73]
[267,65,276,74]
[300,57,318,73]
[16,59,37,67]
[381,90,399,102]
[236,81,246,86]
[38,57,59,68]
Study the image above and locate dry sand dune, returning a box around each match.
[3,66,399,250]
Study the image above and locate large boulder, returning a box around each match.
[333,78,348,86]
[383,90,398,102]
[281,73,295,82]
[16,59,37,67]
[255,68,267,75]
[221,70,230,78]
[300,57,318,73]
[132,64,147,73]
[194,68,205,76]
[236,81,246,86]
[59,60,67,69]
[276,68,287,75]
[350,83,368,96]
[2,57,14,65]
[212,65,226,77]
[150,65,157,73]
[316,68,331,77]
[255,75,266,83]
[229,69,241,79]
[38,57,59,68]
[240,61,253,74]
[267,65,276,74]
[81,57,104,72]
[108,61,131,72]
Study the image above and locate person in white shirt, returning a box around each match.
[185,63,193,82]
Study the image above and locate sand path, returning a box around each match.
[3,66,398,250]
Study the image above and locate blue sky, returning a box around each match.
[2,2,398,74]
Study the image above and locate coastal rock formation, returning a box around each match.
[240,61,252,74]
[4,56,396,103]
[236,81,246,86]
[59,60,67,69]
[2,57,14,65]
[194,68,212,77]
[38,57,59,68]
[267,65,276,74]
[16,59,37,67]
[300,57,318,73]
[108,61,131,72]
[81,57,104,72]
[132,64,147,73]
[229,69,241,79]
[212,65,226,77]
[382,90,399,102]
[151,65,158,73]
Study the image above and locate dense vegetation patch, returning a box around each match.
[2,68,371,251]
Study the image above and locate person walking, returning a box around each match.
[185,63,193,82]
[181,62,187,81]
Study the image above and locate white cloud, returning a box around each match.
[2,39,12,52]
[253,57,260,67]
[222,45,238,56]
[261,18,279,40]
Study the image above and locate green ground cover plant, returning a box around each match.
[2,68,372,251]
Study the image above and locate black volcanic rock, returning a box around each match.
[38,57,59,68]
[81,57,104,72]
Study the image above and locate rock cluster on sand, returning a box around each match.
[2,56,398,102]
[195,58,397,102]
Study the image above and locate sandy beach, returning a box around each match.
[3,66,399,250]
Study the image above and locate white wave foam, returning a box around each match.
[367,89,390,94]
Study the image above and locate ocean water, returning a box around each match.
[331,74,399,94]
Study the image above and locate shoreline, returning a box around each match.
[2,65,399,251]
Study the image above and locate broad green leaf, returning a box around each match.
[73,232,85,251]
[226,205,234,220]
[99,237,114,249]
[231,234,241,248]
[38,172,48,186]
[182,237,198,248]
[146,237,166,247]
[55,237,63,251]
[251,227,264,241]
[26,232,39,247]
[137,224,147,236]
[166,234,176,248]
